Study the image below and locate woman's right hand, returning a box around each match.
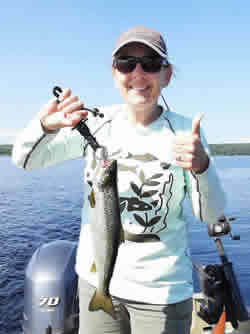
[39,88,88,132]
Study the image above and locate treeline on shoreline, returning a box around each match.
[0,145,13,155]
[1,143,250,156]
[209,143,250,156]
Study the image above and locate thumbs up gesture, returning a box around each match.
[173,113,209,174]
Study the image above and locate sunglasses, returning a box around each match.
[113,56,169,74]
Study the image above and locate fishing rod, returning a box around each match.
[197,217,249,331]
[53,86,103,152]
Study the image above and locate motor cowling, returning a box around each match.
[22,240,79,334]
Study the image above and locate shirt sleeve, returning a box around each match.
[12,117,84,170]
[12,104,116,170]
[184,128,227,223]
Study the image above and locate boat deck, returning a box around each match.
[192,294,250,334]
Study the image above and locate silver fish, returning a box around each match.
[88,150,124,317]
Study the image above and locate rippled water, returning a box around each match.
[0,155,250,333]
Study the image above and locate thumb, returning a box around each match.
[192,113,204,137]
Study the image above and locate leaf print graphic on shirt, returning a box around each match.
[119,172,174,234]
[153,173,174,233]
[119,197,152,213]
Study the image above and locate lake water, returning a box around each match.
[0,155,250,333]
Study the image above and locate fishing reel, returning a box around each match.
[207,216,240,240]
[197,216,249,329]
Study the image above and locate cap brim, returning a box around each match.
[112,38,167,58]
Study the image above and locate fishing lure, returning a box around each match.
[52,86,102,152]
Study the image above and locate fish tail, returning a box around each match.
[88,289,116,318]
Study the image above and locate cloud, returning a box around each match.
[0,129,20,144]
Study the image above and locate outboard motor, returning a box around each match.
[22,240,79,334]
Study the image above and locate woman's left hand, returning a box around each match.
[173,114,209,174]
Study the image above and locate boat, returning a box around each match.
[21,218,250,334]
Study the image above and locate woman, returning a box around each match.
[12,26,226,334]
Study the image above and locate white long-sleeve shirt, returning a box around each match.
[12,105,226,304]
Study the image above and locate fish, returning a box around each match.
[88,148,124,318]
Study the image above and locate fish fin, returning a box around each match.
[88,289,116,318]
[90,262,97,273]
[88,190,96,208]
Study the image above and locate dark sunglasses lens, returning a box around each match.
[114,57,163,73]
[115,58,136,73]
[141,57,162,72]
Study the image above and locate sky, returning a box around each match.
[1,0,250,144]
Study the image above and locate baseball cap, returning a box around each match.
[112,26,167,59]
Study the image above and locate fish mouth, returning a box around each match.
[101,159,116,169]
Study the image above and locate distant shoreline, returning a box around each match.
[0,145,13,155]
[209,143,250,156]
[1,143,250,156]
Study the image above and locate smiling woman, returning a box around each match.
[111,28,172,127]
[12,25,226,334]
[112,42,171,126]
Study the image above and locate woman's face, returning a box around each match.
[112,43,170,110]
